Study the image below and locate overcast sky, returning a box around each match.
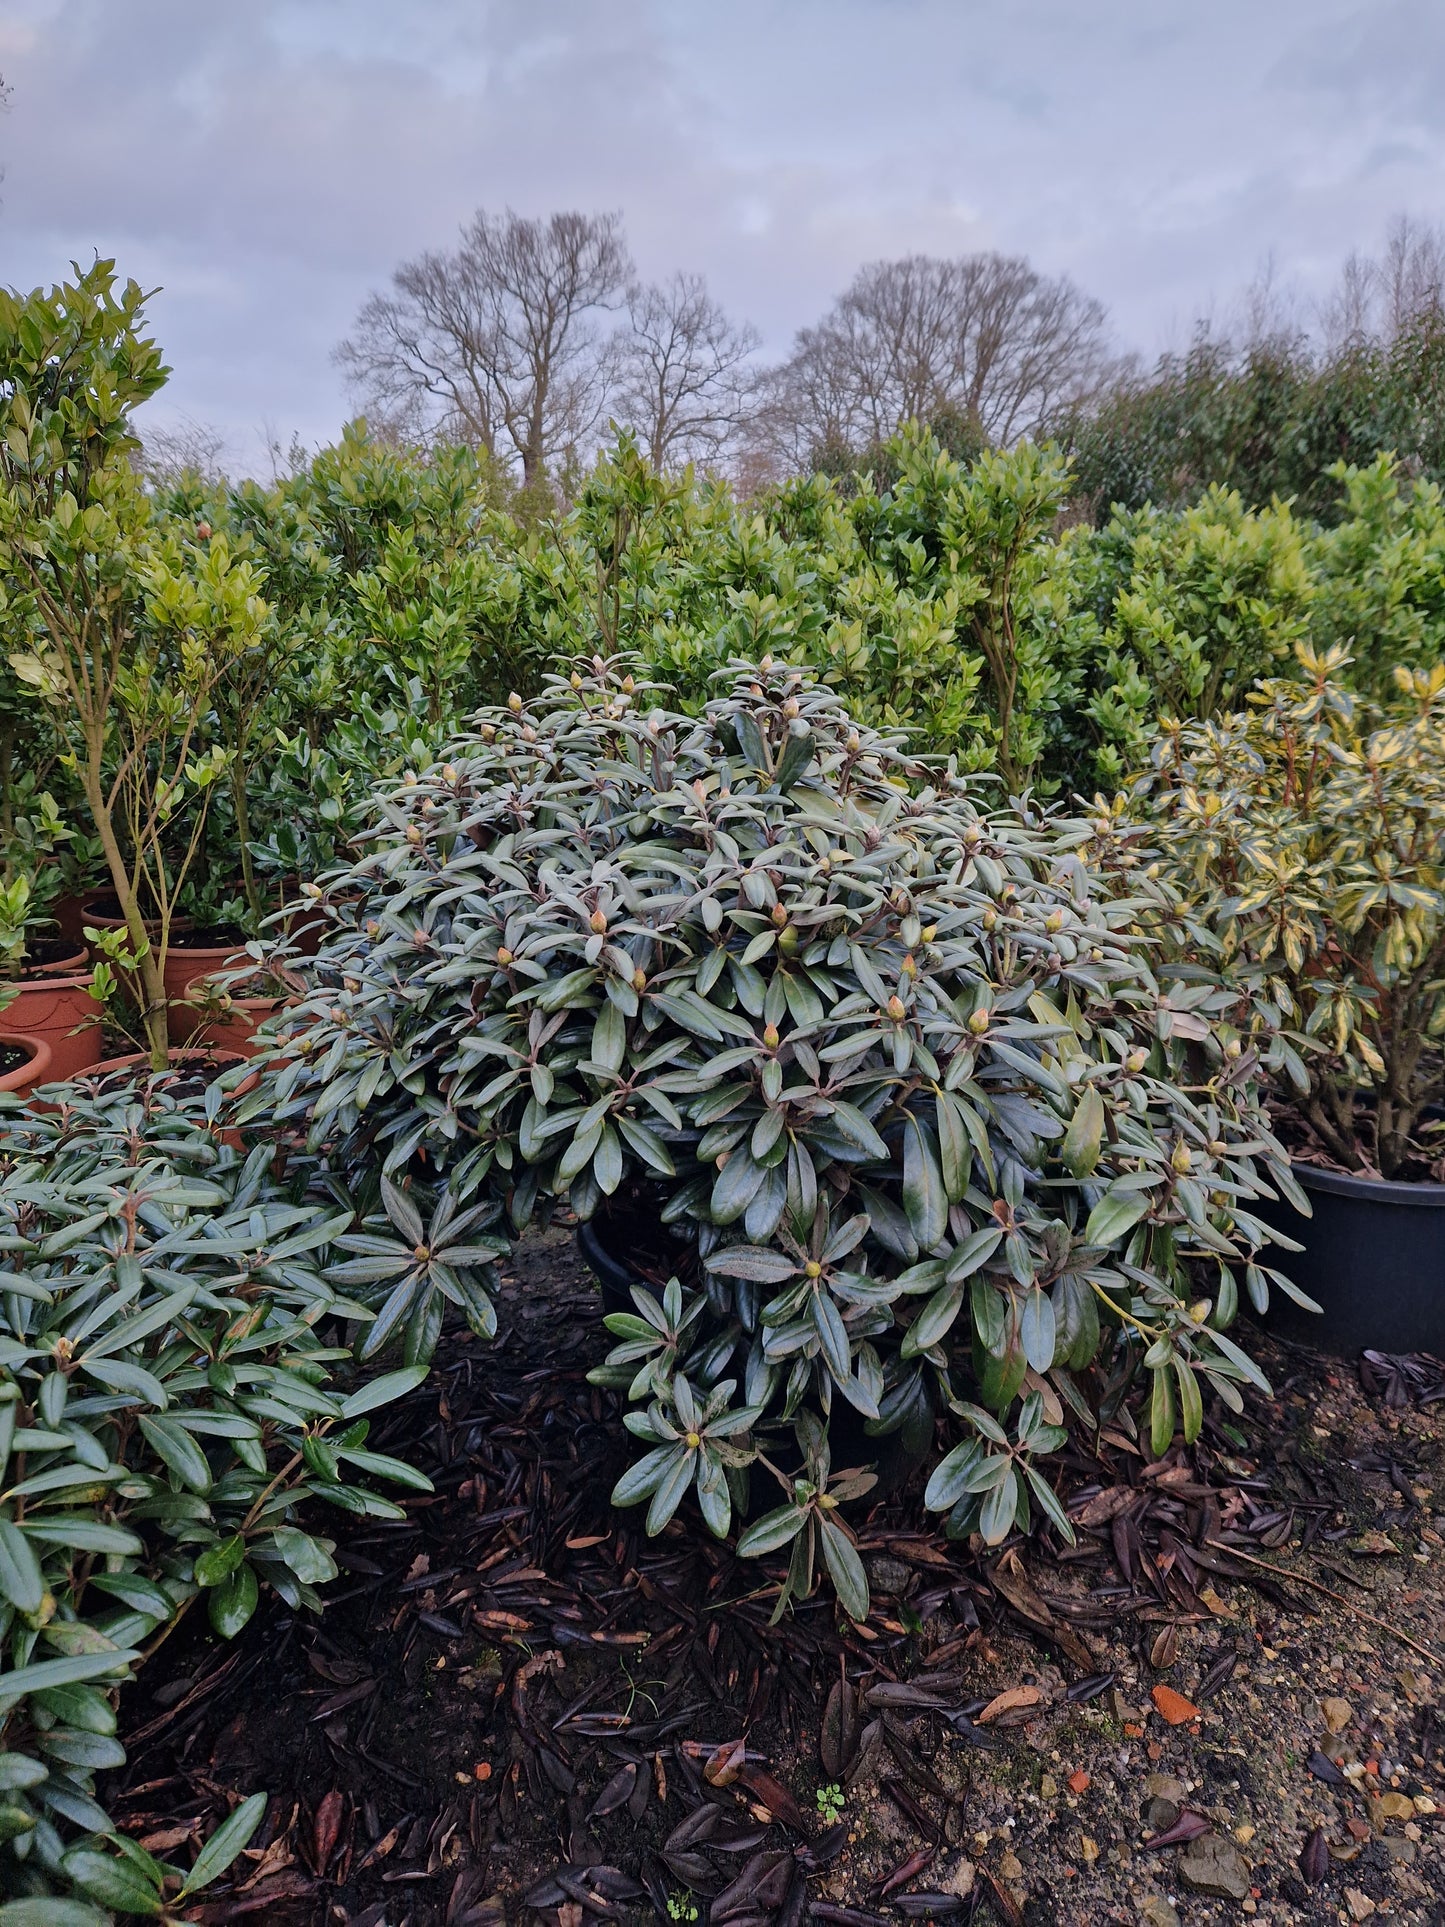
[2,0,1442,474]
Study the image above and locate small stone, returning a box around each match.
[1139,1899,1179,1927]
[1145,1772,1188,1804]
[1040,1773,1058,1799]
[940,1855,975,1899]
[1322,1696,1353,1733]
[1068,1768,1091,1795]
[1143,1771,1187,1830]
[1377,1791,1415,1820]
[1080,1836,1100,1865]
[998,1850,1023,1885]
[1344,1888,1375,1922]
[864,1554,913,1596]
[1178,1832,1252,1901]
[1380,1835,1417,1864]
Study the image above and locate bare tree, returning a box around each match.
[1379,214,1445,336]
[136,414,230,486]
[751,252,1113,470]
[1235,251,1309,351]
[336,209,632,487]
[1320,248,1378,351]
[610,273,760,471]
[1319,215,1445,349]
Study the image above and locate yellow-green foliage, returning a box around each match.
[1134,643,1445,1178]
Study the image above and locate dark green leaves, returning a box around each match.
[208,1561,259,1639]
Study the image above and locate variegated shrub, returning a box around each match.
[256,657,1300,1617]
[1134,642,1445,1181]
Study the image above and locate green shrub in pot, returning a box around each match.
[0,1074,433,1910]
[0,263,271,1069]
[255,657,1299,1616]
[1132,642,1445,1181]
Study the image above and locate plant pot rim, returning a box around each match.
[0,1029,53,1092]
[88,1046,248,1076]
[181,970,283,1014]
[1290,1157,1445,1208]
[4,968,95,995]
[15,940,89,980]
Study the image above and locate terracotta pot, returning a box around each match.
[88,1044,245,1078]
[21,937,89,978]
[181,972,285,1059]
[0,1031,54,1099]
[0,972,103,1079]
[77,891,157,935]
[52,891,100,946]
[164,936,252,1040]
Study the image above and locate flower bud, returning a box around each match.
[901,953,917,977]
[403,769,417,787]
[887,995,907,1021]
[1171,1141,1193,1175]
[365,919,380,939]
[921,924,937,943]
[589,910,607,935]
[782,697,800,720]
[1126,1047,1148,1072]
[804,1259,823,1280]
[762,1023,780,1051]
[632,968,647,992]
[442,763,458,785]
[760,653,774,673]
[846,731,860,753]
[496,946,513,966]
[622,674,635,693]
[968,1008,990,1035]
[195,520,212,540]
[405,824,423,844]
[1045,909,1064,933]
[982,908,998,932]
[770,904,788,928]
[508,693,523,713]
[570,671,583,689]
[1188,1299,1211,1323]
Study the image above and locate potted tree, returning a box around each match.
[0,263,270,1070]
[253,657,1298,1617]
[1135,641,1445,1351]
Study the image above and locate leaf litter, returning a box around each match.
[102,1235,1445,1922]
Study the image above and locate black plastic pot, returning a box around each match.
[576,1217,638,1320]
[1256,1161,1445,1355]
[575,1208,930,1495]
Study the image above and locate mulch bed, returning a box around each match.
[103,1232,1445,1926]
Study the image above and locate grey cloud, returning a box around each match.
[1,0,1442,471]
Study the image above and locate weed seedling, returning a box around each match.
[815,1782,845,1824]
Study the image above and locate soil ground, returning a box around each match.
[104,1230,1445,1927]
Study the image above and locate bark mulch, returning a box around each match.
[103,1230,1445,1927]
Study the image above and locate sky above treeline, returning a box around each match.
[1,0,1440,475]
